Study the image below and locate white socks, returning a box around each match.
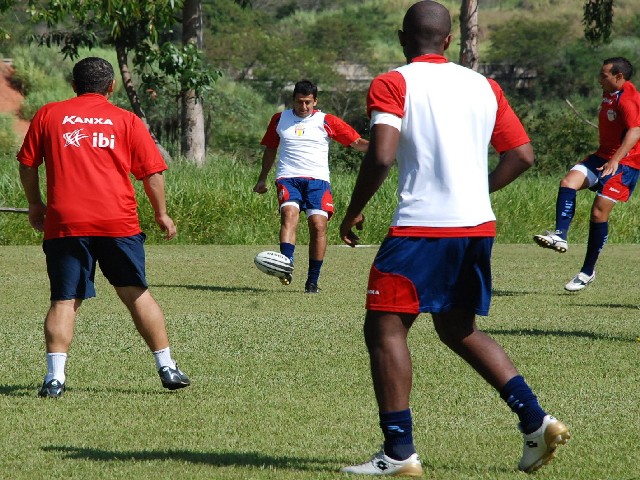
[44,352,67,384]
[153,347,176,370]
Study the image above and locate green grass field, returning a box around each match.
[1,244,638,479]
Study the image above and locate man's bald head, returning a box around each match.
[399,1,452,61]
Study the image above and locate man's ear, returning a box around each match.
[71,81,77,93]
[108,79,115,93]
[398,29,406,47]
[443,34,453,51]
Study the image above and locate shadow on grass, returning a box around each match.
[485,327,636,343]
[42,445,336,472]
[153,283,269,293]
[0,384,36,397]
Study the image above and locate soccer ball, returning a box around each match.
[254,251,293,278]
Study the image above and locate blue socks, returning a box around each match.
[555,186,576,239]
[581,221,608,276]
[307,259,323,285]
[380,409,416,460]
[500,375,547,434]
[280,242,295,264]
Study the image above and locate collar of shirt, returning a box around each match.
[409,54,448,64]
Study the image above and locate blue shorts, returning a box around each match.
[42,234,148,301]
[366,236,493,316]
[276,178,334,218]
[576,154,639,202]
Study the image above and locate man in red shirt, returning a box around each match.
[534,57,640,291]
[17,57,190,398]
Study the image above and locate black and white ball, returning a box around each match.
[254,251,293,278]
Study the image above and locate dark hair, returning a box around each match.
[72,57,115,95]
[293,79,317,99]
[603,57,634,80]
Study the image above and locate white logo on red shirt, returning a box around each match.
[62,116,114,125]
[607,109,616,122]
[63,129,89,147]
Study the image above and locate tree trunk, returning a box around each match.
[459,0,479,71]
[115,42,173,162]
[181,0,206,166]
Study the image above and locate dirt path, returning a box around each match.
[0,60,29,139]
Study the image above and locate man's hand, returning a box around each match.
[155,213,177,240]
[28,201,46,232]
[340,213,365,248]
[253,180,268,194]
[597,159,619,177]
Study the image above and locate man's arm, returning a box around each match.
[142,172,176,240]
[488,143,535,193]
[18,163,46,232]
[253,147,278,194]
[340,124,399,247]
[598,126,640,176]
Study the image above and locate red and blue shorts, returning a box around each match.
[366,236,494,316]
[43,233,148,301]
[574,154,640,202]
[276,177,334,218]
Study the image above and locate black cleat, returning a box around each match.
[38,379,65,398]
[158,364,191,390]
[304,281,319,294]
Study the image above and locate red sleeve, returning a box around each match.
[323,114,360,146]
[618,82,640,128]
[260,112,282,149]
[488,79,530,153]
[130,115,168,180]
[367,71,406,118]
[16,105,47,167]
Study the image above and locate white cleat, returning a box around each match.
[564,271,595,291]
[341,450,423,477]
[518,415,570,473]
[533,231,568,253]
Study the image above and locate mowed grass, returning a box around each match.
[0,244,638,479]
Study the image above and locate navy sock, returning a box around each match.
[581,221,608,276]
[307,259,323,285]
[380,409,416,461]
[280,242,295,264]
[555,187,576,239]
[499,375,546,434]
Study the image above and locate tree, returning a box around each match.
[181,0,206,165]
[583,0,614,44]
[459,0,479,70]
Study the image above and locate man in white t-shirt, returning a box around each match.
[339,1,569,475]
[254,80,368,293]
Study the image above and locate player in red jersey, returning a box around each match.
[534,57,640,291]
[254,80,368,293]
[17,57,190,398]
[339,1,569,475]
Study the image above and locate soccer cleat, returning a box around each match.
[533,230,568,253]
[158,363,191,390]
[564,271,595,291]
[304,281,319,294]
[518,415,570,473]
[38,379,65,398]
[341,450,423,477]
[280,273,293,285]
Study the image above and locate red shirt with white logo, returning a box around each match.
[17,93,167,239]
[596,80,640,168]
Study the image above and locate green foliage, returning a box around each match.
[583,0,614,45]
[516,99,597,175]
[0,113,17,154]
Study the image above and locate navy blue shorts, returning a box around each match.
[366,236,493,316]
[276,178,334,218]
[576,154,639,202]
[42,233,148,301]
